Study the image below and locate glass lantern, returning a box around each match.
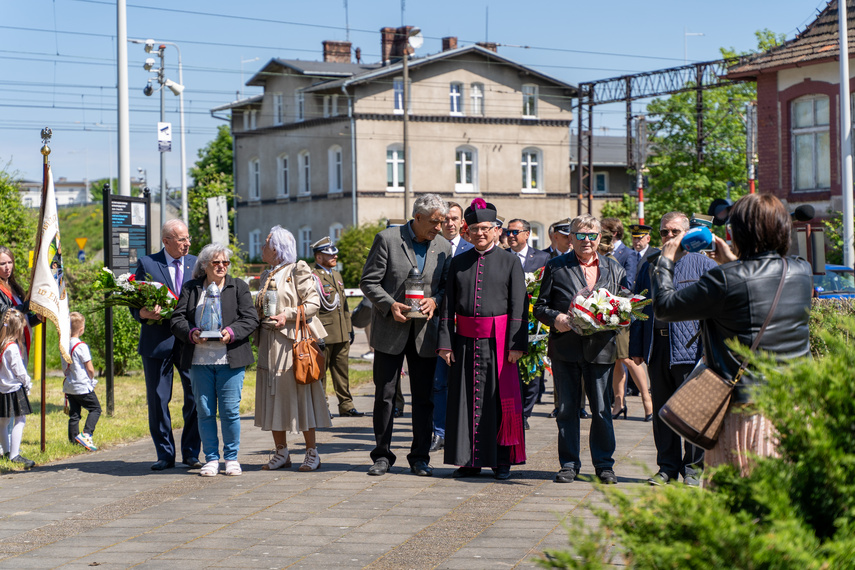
[404,267,427,318]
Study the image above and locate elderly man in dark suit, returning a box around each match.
[624,224,660,291]
[132,219,201,471]
[534,214,628,485]
[360,194,452,477]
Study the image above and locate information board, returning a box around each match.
[104,194,150,275]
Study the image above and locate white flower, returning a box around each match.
[102,267,114,275]
[116,273,135,292]
[609,315,620,325]
[525,272,536,286]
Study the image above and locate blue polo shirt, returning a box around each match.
[407,221,428,272]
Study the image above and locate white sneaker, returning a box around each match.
[298,447,321,472]
[360,352,375,360]
[262,446,291,470]
[224,460,242,476]
[200,460,219,477]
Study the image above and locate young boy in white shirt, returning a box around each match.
[62,312,101,451]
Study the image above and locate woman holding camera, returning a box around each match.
[650,194,812,475]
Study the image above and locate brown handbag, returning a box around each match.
[293,305,325,385]
[658,258,788,451]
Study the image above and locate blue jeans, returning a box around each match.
[552,359,616,471]
[189,364,244,462]
[432,358,448,439]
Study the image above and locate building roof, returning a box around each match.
[729,0,855,77]
[302,45,577,95]
[569,135,628,167]
[210,94,264,113]
[246,59,380,86]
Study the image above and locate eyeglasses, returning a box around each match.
[210,260,230,267]
[469,225,494,234]
[170,236,191,244]
[504,229,526,237]
[659,229,683,237]
[574,232,599,241]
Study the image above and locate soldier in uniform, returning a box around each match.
[312,237,364,418]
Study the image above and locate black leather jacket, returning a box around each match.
[651,252,812,403]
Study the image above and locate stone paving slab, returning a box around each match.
[0,345,657,568]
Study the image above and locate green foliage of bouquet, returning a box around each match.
[93,268,179,324]
[519,267,548,384]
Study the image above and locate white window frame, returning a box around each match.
[242,110,249,131]
[272,93,284,125]
[792,95,831,192]
[331,94,339,117]
[276,153,289,198]
[298,150,311,195]
[250,109,257,130]
[522,84,538,118]
[386,145,405,192]
[393,79,404,114]
[328,145,343,194]
[296,91,305,122]
[330,222,344,243]
[299,226,312,259]
[529,222,544,250]
[450,82,463,115]
[594,171,609,194]
[521,148,542,193]
[248,158,261,201]
[454,146,477,193]
[248,229,262,260]
[471,82,484,116]
[323,95,331,118]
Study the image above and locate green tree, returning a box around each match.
[336,221,385,288]
[0,162,37,289]
[190,125,233,187]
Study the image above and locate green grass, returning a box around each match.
[2,365,374,473]
[58,204,104,253]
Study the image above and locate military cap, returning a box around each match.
[311,236,339,256]
[629,224,653,238]
[553,218,572,235]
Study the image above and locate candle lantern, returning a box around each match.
[264,278,279,318]
[404,267,427,319]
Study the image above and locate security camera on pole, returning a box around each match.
[139,40,184,228]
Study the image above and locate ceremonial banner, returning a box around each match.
[29,166,71,363]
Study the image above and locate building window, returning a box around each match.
[331,94,339,117]
[471,82,484,116]
[594,172,609,194]
[328,145,343,193]
[529,222,543,249]
[297,151,311,195]
[248,229,262,261]
[299,226,312,259]
[792,95,830,191]
[450,82,463,115]
[522,84,538,118]
[296,91,305,122]
[394,79,404,113]
[454,147,477,193]
[248,158,260,201]
[273,93,284,125]
[521,148,542,192]
[330,223,344,243]
[323,95,331,118]
[386,145,405,191]
[250,109,257,129]
[276,154,289,198]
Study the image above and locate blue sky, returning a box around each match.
[0,0,832,186]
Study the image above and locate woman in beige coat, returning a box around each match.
[255,226,331,471]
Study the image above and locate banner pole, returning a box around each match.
[39,133,50,453]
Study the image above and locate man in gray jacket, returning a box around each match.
[360,194,452,477]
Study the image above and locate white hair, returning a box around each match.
[266,225,297,265]
[412,194,448,218]
[193,243,231,279]
[161,218,188,239]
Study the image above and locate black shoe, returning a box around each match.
[410,460,433,477]
[644,413,654,422]
[10,455,35,469]
[182,458,203,469]
[492,465,511,480]
[554,467,578,483]
[451,467,482,478]
[393,407,404,418]
[596,468,618,484]
[579,409,591,419]
[429,434,445,452]
[611,406,627,420]
[151,459,175,471]
[340,408,365,417]
[368,459,390,476]
[647,471,674,486]
[524,417,531,430]
[548,409,558,418]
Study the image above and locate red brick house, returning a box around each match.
[728,0,855,216]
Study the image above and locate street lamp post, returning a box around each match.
[401,27,423,219]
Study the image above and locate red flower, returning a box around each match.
[128,275,136,282]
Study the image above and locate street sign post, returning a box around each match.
[207,195,229,246]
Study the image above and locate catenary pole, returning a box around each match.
[839,0,854,267]
[117,0,131,196]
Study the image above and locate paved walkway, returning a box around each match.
[0,332,656,569]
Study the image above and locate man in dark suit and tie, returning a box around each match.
[624,224,660,291]
[506,218,550,429]
[430,202,472,453]
[361,194,452,477]
[602,218,631,269]
[132,219,201,471]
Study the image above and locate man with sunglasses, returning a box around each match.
[132,219,201,471]
[534,214,627,485]
[630,212,717,487]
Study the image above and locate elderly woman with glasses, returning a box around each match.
[171,243,259,477]
[254,226,330,472]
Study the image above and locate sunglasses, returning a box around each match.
[210,260,231,267]
[659,229,683,237]
[574,232,599,241]
[504,229,525,236]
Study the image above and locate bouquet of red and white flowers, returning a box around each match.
[93,268,179,324]
[568,287,651,335]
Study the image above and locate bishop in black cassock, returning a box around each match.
[438,198,528,479]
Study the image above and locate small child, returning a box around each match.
[0,309,34,469]
[62,312,101,452]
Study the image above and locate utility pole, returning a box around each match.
[634,116,647,225]
[839,0,854,267]
[403,45,410,219]
[745,102,757,194]
[117,0,130,196]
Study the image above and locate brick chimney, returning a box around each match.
[381,26,416,63]
[323,40,352,63]
[476,41,498,53]
[442,36,458,51]
[381,27,397,63]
